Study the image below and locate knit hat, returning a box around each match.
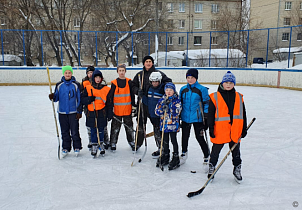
[143,55,154,65]
[221,71,236,85]
[186,68,198,80]
[92,70,103,79]
[86,66,95,74]
[164,82,176,92]
[62,65,73,75]
[117,64,126,72]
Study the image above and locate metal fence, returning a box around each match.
[1,25,302,68]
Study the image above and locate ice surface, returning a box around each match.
[0,84,301,210]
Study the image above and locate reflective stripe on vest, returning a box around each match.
[86,85,111,111]
[112,78,132,116]
[210,91,244,144]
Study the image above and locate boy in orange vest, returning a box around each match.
[207,71,247,183]
[108,64,136,152]
[81,70,113,157]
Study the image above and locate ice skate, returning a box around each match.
[103,141,110,150]
[151,149,160,159]
[168,152,180,170]
[91,144,98,157]
[203,157,209,173]
[74,149,80,157]
[233,164,242,184]
[208,163,215,182]
[87,142,92,151]
[61,149,69,158]
[111,143,116,153]
[179,152,188,165]
[156,153,170,168]
[128,141,136,151]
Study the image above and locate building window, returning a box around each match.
[179,36,184,45]
[300,2,302,10]
[211,20,217,29]
[179,3,185,12]
[297,33,302,41]
[212,4,219,13]
[179,20,185,28]
[1,17,7,25]
[195,3,203,13]
[282,33,289,41]
[284,18,291,26]
[194,20,202,29]
[285,2,292,10]
[167,3,174,12]
[167,36,173,45]
[74,18,80,27]
[159,2,162,10]
[168,20,173,28]
[194,36,202,45]
[74,34,77,42]
[211,36,218,45]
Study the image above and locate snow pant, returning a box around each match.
[181,121,209,158]
[163,132,178,154]
[135,103,149,148]
[210,141,242,167]
[90,126,104,144]
[110,114,134,144]
[59,113,82,151]
[150,117,161,149]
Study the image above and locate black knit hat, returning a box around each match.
[143,55,154,64]
[186,68,198,80]
[86,66,95,74]
[92,70,103,79]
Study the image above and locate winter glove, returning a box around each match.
[241,130,247,138]
[138,89,144,98]
[48,93,54,100]
[76,113,82,120]
[162,105,169,113]
[209,128,215,138]
[131,105,137,117]
[162,99,171,106]
[203,118,208,131]
[89,96,96,103]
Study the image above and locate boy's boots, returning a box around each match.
[233,164,242,183]
[208,163,215,180]
[91,143,98,156]
[156,153,170,167]
[168,152,180,170]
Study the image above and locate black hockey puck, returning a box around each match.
[190,170,196,173]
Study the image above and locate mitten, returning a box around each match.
[162,105,169,112]
[138,89,144,98]
[48,93,54,100]
[89,96,96,103]
[209,128,215,138]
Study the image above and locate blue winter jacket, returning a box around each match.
[179,81,209,123]
[155,94,182,132]
[147,83,165,118]
[53,76,81,114]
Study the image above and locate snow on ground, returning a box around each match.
[0,84,302,210]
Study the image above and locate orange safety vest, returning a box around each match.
[209,91,244,144]
[82,80,91,89]
[111,78,132,116]
[86,85,111,111]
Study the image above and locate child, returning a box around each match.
[207,71,247,183]
[108,64,136,152]
[147,72,165,157]
[81,70,113,157]
[179,68,210,170]
[48,65,82,157]
[155,82,182,170]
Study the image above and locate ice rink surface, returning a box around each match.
[0,84,301,210]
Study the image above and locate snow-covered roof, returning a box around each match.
[184,49,246,59]
[273,46,302,53]
[0,54,22,62]
[150,51,184,60]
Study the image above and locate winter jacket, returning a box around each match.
[81,82,113,128]
[179,81,209,123]
[132,65,172,105]
[155,94,182,133]
[147,83,165,118]
[208,84,247,143]
[53,76,81,114]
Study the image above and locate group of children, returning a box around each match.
[49,56,248,182]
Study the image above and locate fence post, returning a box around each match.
[148,32,150,56]
[266,28,270,68]
[246,30,250,67]
[60,30,63,66]
[41,31,44,66]
[22,30,26,66]
[165,32,168,66]
[95,32,98,66]
[227,31,230,67]
[1,30,4,66]
[116,31,119,66]
[288,26,292,68]
[186,32,189,66]
[77,31,81,66]
[209,31,212,67]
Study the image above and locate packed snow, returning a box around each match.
[0,84,301,210]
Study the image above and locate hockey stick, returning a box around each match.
[198,102,209,151]
[46,67,61,160]
[158,109,167,171]
[113,116,154,138]
[91,89,103,157]
[187,117,256,198]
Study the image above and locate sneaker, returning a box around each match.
[103,142,110,150]
[208,163,215,180]
[179,152,188,165]
[128,141,136,151]
[203,157,209,173]
[168,152,180,170]
[74,149,80,157]
[156,153,170,167]
[233,164,242,183]
[62,149,69,158]
[91,144,98,156]
[111,143,116,152]
[151,150,160,158]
